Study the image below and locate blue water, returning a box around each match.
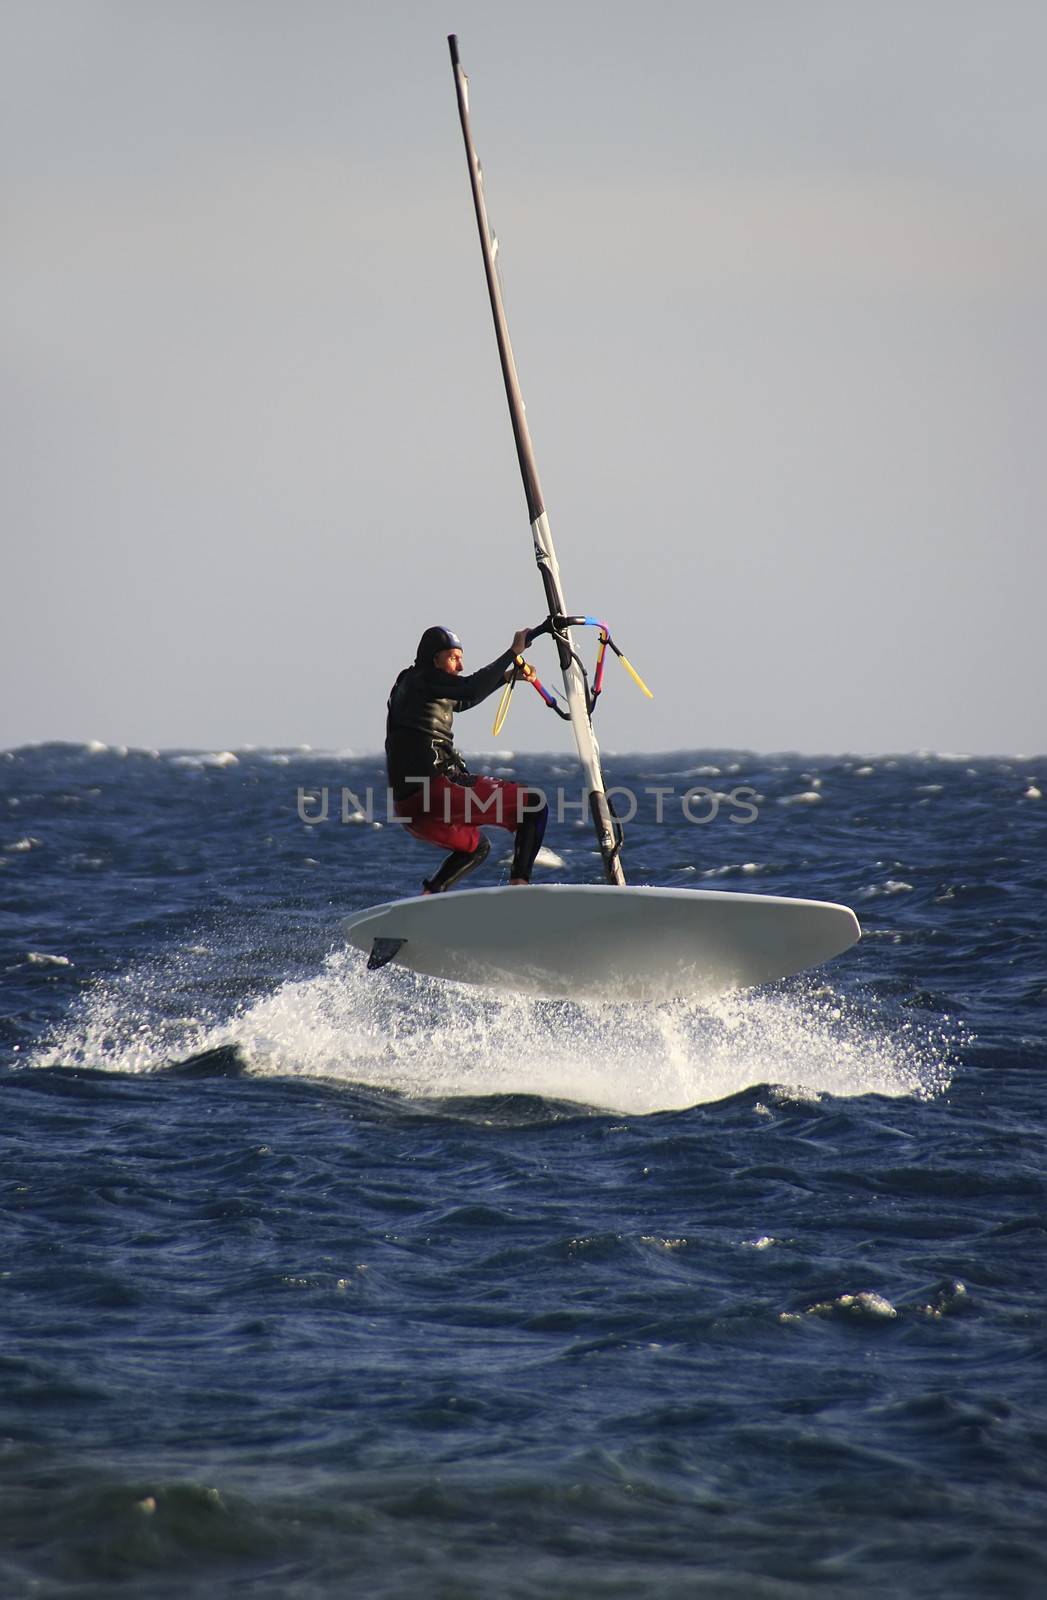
[2,741,1045,1597]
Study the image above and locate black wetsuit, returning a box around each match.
[384,647,547,891]
[385,650,515,801]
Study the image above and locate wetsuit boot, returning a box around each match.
[422,832,491,894]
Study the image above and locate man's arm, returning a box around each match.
[428,630,533,712]
[428,649,517,711]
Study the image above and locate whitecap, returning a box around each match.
[27,952,71,967]
[169,751,239,769]
[495,845,568,872]
[860,879,914,899]
[778,791,822,806]
[792,1291,897,1322]
[700,862,764,879]
[846,1291,898,1318]
[915,1280,969,1319]
[318,747,361,762]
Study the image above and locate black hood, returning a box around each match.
[415,626,462,666]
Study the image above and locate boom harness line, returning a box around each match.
[492,616,653,737]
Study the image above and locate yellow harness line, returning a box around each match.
[593,625,654,704]
[492,655,531,737]
[492,675,515,737]
[617,652,654,699]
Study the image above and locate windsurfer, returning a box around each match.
[385,626,549,893]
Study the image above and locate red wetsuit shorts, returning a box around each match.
[394,774,536,854]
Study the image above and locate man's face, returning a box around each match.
[434,646,464,674]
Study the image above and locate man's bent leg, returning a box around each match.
[423,833,491,894]
[510,792,549,884]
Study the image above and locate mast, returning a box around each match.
[448,34,625,886]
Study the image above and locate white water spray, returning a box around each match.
[33,943,954,1115]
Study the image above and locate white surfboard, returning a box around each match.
[343,884,860,1003]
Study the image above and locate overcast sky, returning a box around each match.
[3,0,1044,756]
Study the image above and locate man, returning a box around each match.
[386,625,549,893]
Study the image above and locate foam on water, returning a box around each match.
[33,943,955,1115]
[169,751,240,769]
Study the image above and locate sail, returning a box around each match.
[448,34,625,886]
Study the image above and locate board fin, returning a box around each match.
[367,936,405,971]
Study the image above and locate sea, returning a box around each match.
[2,740,1045,1598]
